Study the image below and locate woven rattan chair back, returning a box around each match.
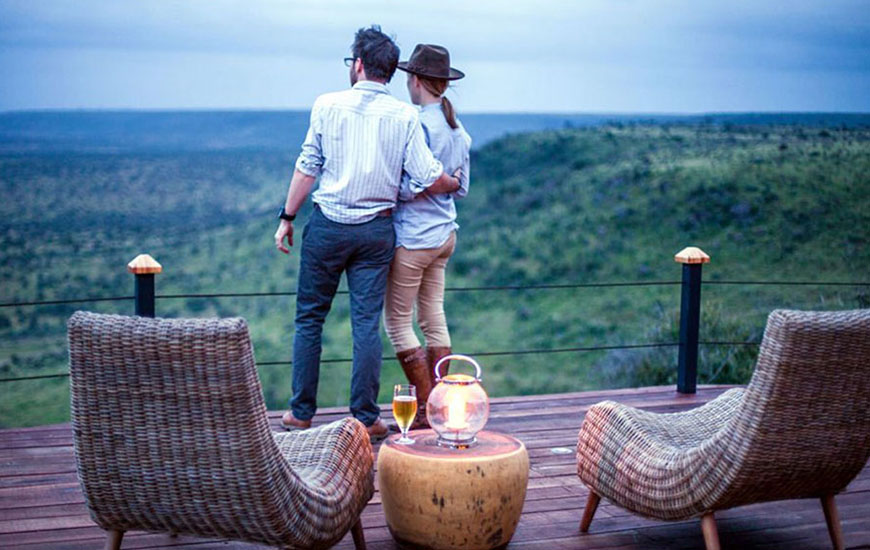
[719,309,870,508]
[576,309,870,549]
[67,311,348,548]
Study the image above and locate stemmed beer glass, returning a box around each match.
[392,384,417,445]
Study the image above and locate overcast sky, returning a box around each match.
[1,0,868,113]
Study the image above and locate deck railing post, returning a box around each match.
[674,247,710,394]
[127,254,162,318]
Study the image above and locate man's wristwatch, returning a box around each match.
[278,207,296,222]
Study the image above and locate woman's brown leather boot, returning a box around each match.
[426,346,452,388]
[393,347,431,430]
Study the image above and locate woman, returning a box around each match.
[384,44,471,429]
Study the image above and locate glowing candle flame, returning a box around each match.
[444,386,469,430]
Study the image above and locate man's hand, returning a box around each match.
[274,169,316,254]
[274,219,294,254]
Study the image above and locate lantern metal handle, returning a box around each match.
[434,354,482,383]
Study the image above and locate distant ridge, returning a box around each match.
[1,110,868,154]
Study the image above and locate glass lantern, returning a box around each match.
[426,354,489,448]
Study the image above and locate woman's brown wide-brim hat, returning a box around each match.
[397,44,465,81]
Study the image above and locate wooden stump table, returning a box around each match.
[377,430,529,550]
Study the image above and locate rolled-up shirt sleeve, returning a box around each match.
[294,101,324,177]
[403,115,443,192]
[398,174,416,202]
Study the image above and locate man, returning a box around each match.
[274,25,461,441]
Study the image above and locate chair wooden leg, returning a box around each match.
[104,529,124,550]
[351,519,366,550]
[821,494,845,550]
[700,513,720,550]
[579,491,601,533]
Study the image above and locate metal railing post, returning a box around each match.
[675,247,710,394]
[127,254,162,317]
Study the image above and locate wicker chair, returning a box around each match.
[68,311,374,550]
[577,309,870,550]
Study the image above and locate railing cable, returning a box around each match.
[0,281,679,308]
[256,342,682,367]
[706,280,870,287]
[0,296,134,308]
[699,340,760,346]
[0,340,770,384]
[1,342,684,383]
[5,278,868,309]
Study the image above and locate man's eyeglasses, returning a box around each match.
[343,57,357,67]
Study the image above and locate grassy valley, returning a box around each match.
[1,117,868,427]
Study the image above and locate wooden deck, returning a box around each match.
[1,385,868,550]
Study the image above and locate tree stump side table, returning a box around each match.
[377,430,529,550]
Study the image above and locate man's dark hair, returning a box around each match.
[351,25,399,82]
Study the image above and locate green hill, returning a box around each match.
[1,123,868,427]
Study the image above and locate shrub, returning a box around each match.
[598,302,762,388]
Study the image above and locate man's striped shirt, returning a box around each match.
[295,80,444,224]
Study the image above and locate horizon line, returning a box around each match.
[2,108,870,117]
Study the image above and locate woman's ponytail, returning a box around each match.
[419,76,459,130]
[440,96,459,130]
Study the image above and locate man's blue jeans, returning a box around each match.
[290,206,395,427]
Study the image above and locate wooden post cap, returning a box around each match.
[127,254,163,274]
[674,247,710,264]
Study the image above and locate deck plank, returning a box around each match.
[1,385,868,550]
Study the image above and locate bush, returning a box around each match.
[598,303,762,388]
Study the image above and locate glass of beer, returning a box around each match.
[392,384,417,445]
